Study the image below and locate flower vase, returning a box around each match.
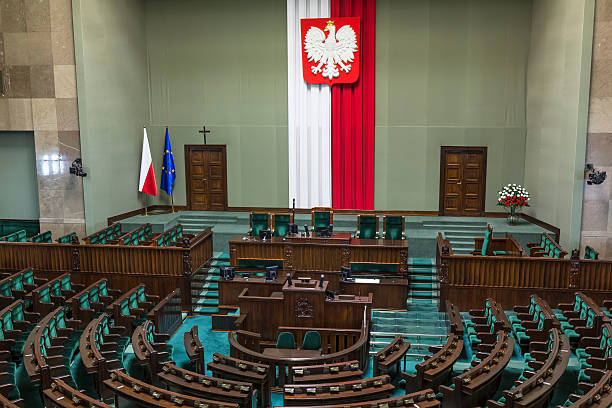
[508,207,518,226]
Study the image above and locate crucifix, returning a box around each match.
[199,125,211,145]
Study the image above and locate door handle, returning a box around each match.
[457,181,462,185]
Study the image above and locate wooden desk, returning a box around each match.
[218,276,285,307]
[229,234,408,274]
[262,348,321,359]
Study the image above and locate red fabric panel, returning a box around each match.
[142,163,157,196]
[331,0,375,210]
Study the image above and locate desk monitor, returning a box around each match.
[259,229,271,240]
[221,266,235,280]
[341,266,354,282]
[265,265,278,281]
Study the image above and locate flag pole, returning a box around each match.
[144,194,148,217]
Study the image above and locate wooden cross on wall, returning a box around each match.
[199,125,211,145]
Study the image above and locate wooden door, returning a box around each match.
[185,145,228,211]
[439,147,487,216]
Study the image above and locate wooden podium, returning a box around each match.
[236,278,372,341]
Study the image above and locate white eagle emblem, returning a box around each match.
[304,20,358,81]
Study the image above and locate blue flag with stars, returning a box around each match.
[161,127,176,195]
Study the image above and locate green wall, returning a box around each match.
[0,132,39,219]
[72,0,150,232]
[144,0,288,208]
[524,0,594,249]
[375,0,532,211]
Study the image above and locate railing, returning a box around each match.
[436,243,612,310]
[148,288,182,335]
[0,227,213,312]
[228,307,370,387]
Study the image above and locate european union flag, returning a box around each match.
[160,127,176,195]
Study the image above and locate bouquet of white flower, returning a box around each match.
[497,184,530,210]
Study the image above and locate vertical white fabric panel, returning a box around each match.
[287,0,331,208]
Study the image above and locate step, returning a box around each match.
[424,224,486,231]
[193,306,219,314]
[444,233,481,239]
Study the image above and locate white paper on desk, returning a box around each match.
[354,278,379,284]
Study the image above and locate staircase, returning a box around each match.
[191,251,230,314]
[407,258,439,305]
[370,306,449,361]
[422,219,488,255]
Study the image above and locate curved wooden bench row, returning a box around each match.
[28,273,83,315]
[159,362,254,408]
[290,360,363,384]
[439,331,515,408]
[184,325,205,373]
[283,375,394,406]
[79,313,126,399]
[447,300,463,336]
[148,288,182,336]
[560,370,612,407]
[103,369,239,408]
[67,278,120,322]
[0,393,22,408]
[527,232,567,258]
[43,378,113,408]
[0,268,43,308]
[23,306,82,390]
[83,222,122,245]
[373,334,410,378]
[559,292,609,340]
[115,223,153,246]
[228,307,370,387]
[110,284,159,331]
[275,388,440,407]
[403,332,463,394]
[208,353,270,408]
[132,320,172,383]
[487,328,570,407]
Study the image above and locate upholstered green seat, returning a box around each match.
[249,213,269,237]
[31,231,52,243]
[79,293,91,310]
[276,332,296,349]
[89,235,99,245]
[313,211,331,232]
[50,281,62,297]
[302,330,322,351]
[156,236,165,247]
[237,259,283,269]
[145,224,152,238]
[60,275,72,291]
[39,287,51,303]
[112,224,121,238]
[356,215,378,239]
[584,246,599,260]
[492,250,507,256]
[120,300,130,316]
[272,214,291,237]
[11,275,24,292]
[99,280,109,297]
[129,293,138,309]
[0,282,12,297]
[23,269,34,286]
[176,224,183,239]
[170,229,177,242]
[383,216,405,240]
[481,229,491,256]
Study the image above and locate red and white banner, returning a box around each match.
[138,127,157,196]
[301,17,360,85]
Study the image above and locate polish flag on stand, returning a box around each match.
[138,127,157,196]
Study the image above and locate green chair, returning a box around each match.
[480,227,492,256]
[271,213,292,237]
[276,332,296,349]
[249,212,270,237]
[302,331,322,351]
[312,207,333,233]
[382,216,405,240]
[356,215,379,239]
[176,225,183,239]
[57,232,77,244]
[585,246,599,260]
[31,231,52,243]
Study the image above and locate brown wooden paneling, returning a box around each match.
[439,147,487,216]
[185,145,228,211]
[0,228,213,312]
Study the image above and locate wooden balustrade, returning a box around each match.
[437,243,612,310]
[0,228,213,312]
[228,307,370,387]
[148,289,182,335]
